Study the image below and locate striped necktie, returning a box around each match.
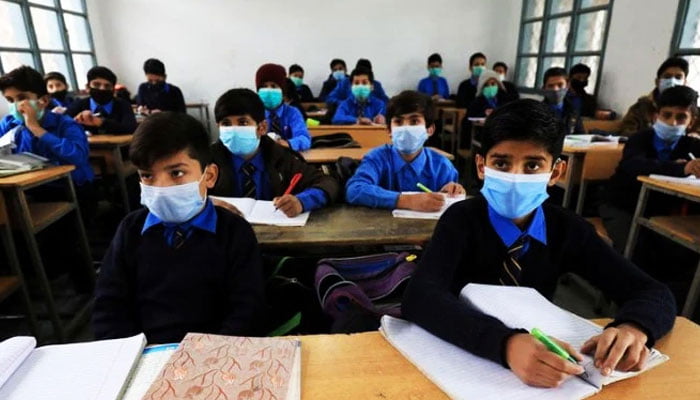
[357,100,366,118]
[270,112,283,136]
[500,236,529,286]
[242,163,256,198]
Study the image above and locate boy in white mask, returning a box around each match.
[93,112,265,344]
[345,91,464,211]
[403,99,676,389]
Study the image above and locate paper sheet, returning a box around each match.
[648,174,700,187]
[211,196,310,226]
[392,193,467,220]
[0,336,35,390]
[120,343,179,400]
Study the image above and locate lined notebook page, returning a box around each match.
[392,193,467,220]
[0,333,146,400]
[0,337,35,389]
[121,344,179,400]
[648,174,700,186]
[249,200,310,226]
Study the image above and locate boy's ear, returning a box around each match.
[548,159,567,186]
[426,123,436,136]
[204,163,219,189]
[257,120,268,136]
[475,154,486,180]
[37,94,51,109]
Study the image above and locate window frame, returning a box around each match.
[671,0,700,57]
[514,0,615,96]
[0,0,97,90]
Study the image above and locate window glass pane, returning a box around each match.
[64,13,91,51]
[682,56,700,103]
[524,0,545,18]
[539,57,566,86]
[0,2,30,48]
[574,10,608,51]
[580,0,609,8]
[72,53,93,88]
[60,0,84,13]
[520,21,542,54]
[1,52,35,71]
[30,0,56,7]
[680,0,700,49]
[571,55,600,93]
[516,57,538,88]
[30,7,64,50]
[544,17,571,53]
[41,52,70,87]
[549,0,574,14]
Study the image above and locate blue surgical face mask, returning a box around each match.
[544,88,568,105]
[290,76,303,87]
[9,100,44,123]
[653,119,686,142]
[332,70,346,80]
[429,67,442,77]
[658,78,684,93]
[258,88,283,109]
[140,172,207,223]
[219,125,260,156]
[472,65,485,77]
[482,85,499,99]
[392,125,428,155]
[351,84,371,101]
[481,167,552,219]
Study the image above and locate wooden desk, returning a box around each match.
[0,166,94,342]
[439,107,467,154]
[624,176,700,316]
[300,102,327,111]
[557,143,624,214]
[306,110,327,119]
[252,205,437,249]
[582,118,623,134]
[88,134,135,212]
[302,146,454,164]
[299,317,700,399]
[434,99,456,107]
[309,125,389,148]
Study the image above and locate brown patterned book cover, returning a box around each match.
[142,333,301,400]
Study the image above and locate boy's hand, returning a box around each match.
[358,117,373,125]
[580,323,649,375]
[485,108,494,116]
[273,194,303,217]
[17,100,47,137]
[684,159,700,176]
[51,106,67,114]
[277,139,290,148]
[506,333,584,388]
[373,114,386,125]
[75,110,103,127]
[210,198,243,217]
[397,193,445,212]
[440,182,466,196]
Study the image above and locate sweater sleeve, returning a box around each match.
[618,133,688,177]
[36,118,90,166]
[101,101,137,133]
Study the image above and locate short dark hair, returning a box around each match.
[657,85,699,116]
[493,62,508,72]
[129,112,212,171]
[350,67,374,83]
[214,88,265,124]
[428,53,442,64]
[143,58,166,76]
[0,65,47,96]
[386,90,436,127]
[356,58,372,70]
[330,59,346,69]
[569,63,591,77]
[480,99,564,160]
[289,64,304,75]
[657,57,689,78]
[87,66,117,86]
[44,71,67,86]
[543,67,568,86]
[469,52,486,66]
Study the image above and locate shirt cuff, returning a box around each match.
[296,188,328,212]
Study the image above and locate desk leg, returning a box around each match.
[113,146,131,213]
[623,184,650,258]
[683,259,700,317]
[575,180,588,215]
[562,154,580,209]
[63,174,95,291]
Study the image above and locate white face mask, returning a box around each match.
[140,171,207,223]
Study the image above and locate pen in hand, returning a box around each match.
[531,328,599,389]
[274,172,303,212]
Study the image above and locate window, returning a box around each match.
[672,0,700,96]
[0,0,96,90]
[514,0,614,95]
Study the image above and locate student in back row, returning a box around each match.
[136,58,186,114]
[326,59,389,105]
[66,66,137,134]
[288,64,314,102]
[492,61,519,100]
[346,91,464,211]
[319,59,348,101]
[541,67,584,135]
[209,88,339,217]
[457,52,487,108]
[332,67,386,125]
[44,71,75,113]
[403,99,675,389]
[468,69,518,118]
[418,53,450,100]
[93,112,265,343]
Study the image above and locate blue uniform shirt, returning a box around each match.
[326,79,390,105]
[487,204,547,256]
[142,198,218,247]
[345,145,459,209]
[418,76,450,99]
[0,111,93,185]
[265,104,311,152]
[652,131,681,162]
[90,98,114,115]
[332,95,386,125]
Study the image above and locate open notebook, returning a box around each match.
[380,284,668,400]
[392,193,467,220]
[210,196,310,226]
[649,174,700,187]
[142,333,301,400]
[0,333,146,400]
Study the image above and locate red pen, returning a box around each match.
[275,173,303,211]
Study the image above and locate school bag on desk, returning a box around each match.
[314,252,418,333]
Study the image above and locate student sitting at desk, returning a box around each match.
[66,66,137,134]
[468,69,517,118]
[403,99,676,388]
[325,59,389,105]
[209,88,339,217]
[600,85,700,252]
[345,90,464,211]
[542,67,584,135]
[256,63,311,152]
[288,64,315,102]
[332,66,386,125]
[417,53,450,100]
[319,58,348,102]
[567,63,597,118]
[135,58,186,113]
[44,71,75,113]
[456,52,487,109]
[492,61,520,100]
[93,111,265,344]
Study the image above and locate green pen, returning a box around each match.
[531,328,599,389]
[416,182,432,193]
